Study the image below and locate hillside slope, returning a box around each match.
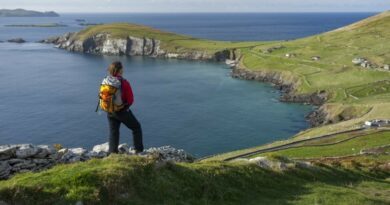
[0,155,389,205]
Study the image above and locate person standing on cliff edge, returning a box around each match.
[97,61,144,154]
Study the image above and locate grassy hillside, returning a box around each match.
[240,11,390,137]
[75,23,265,54]
[0,155,389,205]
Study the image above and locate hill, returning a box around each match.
[2,11,388,204]
[0,9,59,17]
[0,155,389,204]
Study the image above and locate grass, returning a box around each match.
[0,155,389,205]
[75,23,265,54]
[255,131,390,159]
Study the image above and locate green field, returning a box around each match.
[0,155,389,205]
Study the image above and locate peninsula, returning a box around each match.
[0,9,59,17]
[0,11,389,204]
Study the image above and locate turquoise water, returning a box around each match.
[0,13,374,157]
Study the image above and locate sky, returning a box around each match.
[1,0,389,13]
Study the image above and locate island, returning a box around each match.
[0,9,59,17]
[0,11,389,204]
[4,23,67,27]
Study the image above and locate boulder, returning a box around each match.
[6,158,25,165]
[85,151,107,158]
[11,160,36,171]
[249,157,272,169]
[68,148,87,156]
[7,38,26,43]
[35,145,56,158]
[0,161,12,179]
[0,145,18,160]
[93,142,109,153]
[118,143,129,154]
[15,144,40,159]
[59,148,87,163]
[144,146,194,162]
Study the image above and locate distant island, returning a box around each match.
[5,23,67,27]
[0,9,59,17]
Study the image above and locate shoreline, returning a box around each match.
[41,31,328,127]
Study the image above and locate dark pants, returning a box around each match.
[107,109,144,153]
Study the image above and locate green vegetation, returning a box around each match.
[255,131,390,159]
[75,23,265,54]
[0,155,389,205]
[240,11,390,138]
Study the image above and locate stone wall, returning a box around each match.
[0,143,194,180]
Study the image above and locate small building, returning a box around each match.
[360,60,372,68]
[352,57,366,65]
[311,56,321,61]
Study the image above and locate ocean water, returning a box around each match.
[0,13,375,157]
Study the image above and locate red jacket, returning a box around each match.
[121,78,134,106]
[112,74,134,106]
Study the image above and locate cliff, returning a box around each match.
[42,32,220,61]
[0,9,59,17]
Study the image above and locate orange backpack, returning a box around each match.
[96,76,125,113]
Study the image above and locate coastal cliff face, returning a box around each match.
[42,33,231,61]
[231,68,330,126]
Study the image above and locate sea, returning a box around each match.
[0,12,376,157]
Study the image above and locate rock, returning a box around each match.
[85,151,107,158]
[68,148,87,156]
[295,161,313,169]
[144,146,194,162]
[35,145,56,158]
[44,32,216,61]
[59,148,87,163]
[0,145,18,160]
[0,143,195,179]
[6,158,25,165]
[249,157,289,171]
[118,143,129,154]
[93,142,109,153]
[7,38,26,43]
[249,157,272,169]
[16,144,40,159]
[0,161,12,179]
[11,160,36,171]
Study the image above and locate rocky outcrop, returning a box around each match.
[41,33,233,61]
[0,143,194,180]
[231,67,329,126]
[233,156,313,171]
[7,38,26,43]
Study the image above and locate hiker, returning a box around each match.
[97,61,144,154]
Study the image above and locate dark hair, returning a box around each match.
[108,61,123,76]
